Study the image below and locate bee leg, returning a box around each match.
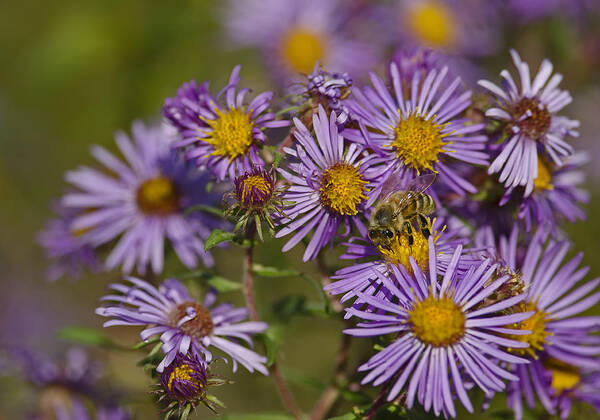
[403,221,414,246]
[418,214,430,239]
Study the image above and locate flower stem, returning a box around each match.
[309,329,352,420]
[242,228,303,420]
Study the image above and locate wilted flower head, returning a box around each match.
[344,243,532,417]
[479,49,579,196]
[96,277,269,374]
[61,121,221,275]
[302,63,353,125]
[165,66,289,181]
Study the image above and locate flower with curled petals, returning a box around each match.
[478,49,579,196]
[95,277,268,375]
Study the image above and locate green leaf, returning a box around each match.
[132,336,160,350]
[180,403,192,420]
[207,275,242,293]
[280,367,326,391]
[178,270,241,293]
[184,204,224,218]
[262,326,284,366]
[328,414,358,420]
[204,229,235,251]
[252,264,299,278]
[57,326,119,348]
[340,389,371,405]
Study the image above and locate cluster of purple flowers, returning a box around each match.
[31,4,600,418]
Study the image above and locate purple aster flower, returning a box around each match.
[61,121,221,275]
[480,225,600,419]
[508,359,600,420]
[13,347,130,420]
[391,0,499,56]
[478,50,579,196]
[516,152,589,233]
[325,217,481,306]
[553,366,600,419]
[344,243,532,417]
[95,277,269,375]
[275,106,388,261]
[37,201,102,281]
[164,66,289,181]
[346,62,489,195]
[224,0,379,81]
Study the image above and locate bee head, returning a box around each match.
[368,228,394,244]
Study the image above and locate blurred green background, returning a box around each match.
[0,1,599,419]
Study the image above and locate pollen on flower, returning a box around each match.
[236,171,274,208]
[136,176,179,215]
[392,112,451,173]
[544,358,581,394]
[168,363,204,393]
[281,28,325,74]
[409,292,466,347]
[169,302,214,340]
[378,219,441,274]
[511,97,552,140]
[533,156,554,191]
[408,1,456,48]
[503,301,551,358]
[202,108,254,161]
[319,163,368,215]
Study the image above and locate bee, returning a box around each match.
[368,173,437,249]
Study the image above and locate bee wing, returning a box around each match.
[405,173,436,193]
[392,191,420,218]
[380,173,409,200]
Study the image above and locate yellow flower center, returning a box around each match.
[533,156,554,191]
[409,292,466,347]
[503,302,551,358]
[319,163,368,216]
[136,176,179,215]
[167,363,204,394]
[240,174,273,206]
[378,219,441,274]
[281,28,325,74]
[392,112,451,173]
[544,359,581,394]
[202,108,254,161]
[408,2,456,48]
